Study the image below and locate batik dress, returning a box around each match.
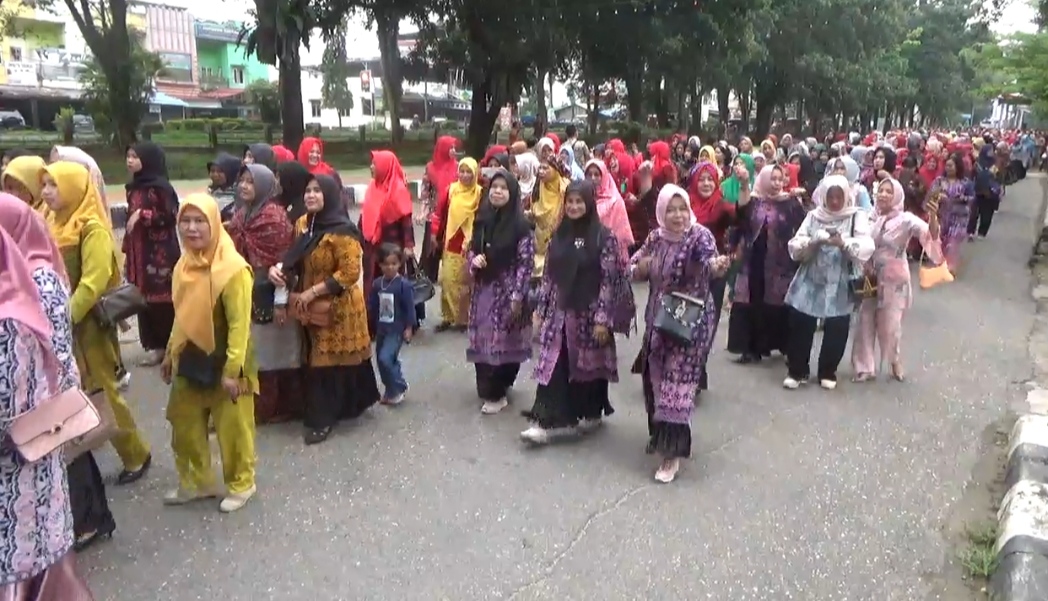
[930,176,973,272]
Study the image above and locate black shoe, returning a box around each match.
[116,453,151,485]
[73,526,115,553]
[304,427,332,445]
[734,353,762,365]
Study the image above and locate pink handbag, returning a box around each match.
[6,388,102,464]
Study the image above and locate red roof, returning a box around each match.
[157,83,244,101]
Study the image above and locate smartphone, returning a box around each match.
[826,227,839,235]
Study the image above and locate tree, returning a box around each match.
[78,29,162,144]
[318,17,354,127]
[244,79,283,125]
[241,0,316,152]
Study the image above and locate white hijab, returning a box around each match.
[811,174,859,222]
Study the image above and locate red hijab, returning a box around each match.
[785,163,800,190]
[545,133,561,153]
[272,145,295,163]
[426,135,459,208]
[361,150,413,244]
[688,162,725,223]
[919,153,941,188]
[482,145,507,166]
[648,140,677,187]
[297,137,336,176]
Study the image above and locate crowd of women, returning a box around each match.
[0,125,1013,595]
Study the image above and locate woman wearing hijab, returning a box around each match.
[852,178,943,382]
[529,155,567,281]
[826,156,873,211]
[51,145,108,205]
[209,152,244,220]
[276,160,312,225]
[726,164,808,364]
[688,161,736,319]
[430,157,482,332]
[968,144,1002,240]
[583,159,635,259]
[125,141,181,365]
[521,179,629,443]
[482,145,508,168]
[0,223,95,597]
[161,194,258,512]
[270,175,379,445]
[2,154,47,213]
[863,146,897,194]
[626,161,659,253]
[513,151,540,207]
[272,145,295,163]
[243,143,277,171]
[648,141,678,190]
[930,152,973,275]
[226,164,301,425]
[361,150,415,325]
[43,161,153,484]
[759,139,777,166]
[630,184,730,483]
[466,170,535,415]
[0,193,116,554]
[783,175,874,390]
[557,144,585,182]
[572,140,592,167]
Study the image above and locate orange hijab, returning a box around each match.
[361,150,412,244]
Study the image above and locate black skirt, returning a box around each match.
[726,302,791,357]
[68,451,115,538]
[523,333,613,428]
[475,363,521,401]
[138,302,175,351]
[304,362,381,430]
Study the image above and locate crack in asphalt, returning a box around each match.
[504,397,819,600]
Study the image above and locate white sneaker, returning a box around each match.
[219,485,256,513]
[163,486,221,506]
[117,371,131,391]
[820,379,837,390]
[577,418,604,433]
[783,377,801,390]
[481,398,509,414]
[520,425,549,445]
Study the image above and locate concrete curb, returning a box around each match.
[106,180,423,229]
[994,174,1048,600]
[992,415,1048,600]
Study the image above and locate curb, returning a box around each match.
[992,415,1048,600]
[106,180,423,229]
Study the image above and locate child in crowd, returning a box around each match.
[368,243,416,405]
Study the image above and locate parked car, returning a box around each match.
[0,111,27,130]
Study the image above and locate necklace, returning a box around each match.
[378,275,400,291]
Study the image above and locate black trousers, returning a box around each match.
[475,363,520,401]
[967,195,998,237]
[786,308,850,382]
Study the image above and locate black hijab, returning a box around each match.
[207,152,242,190]
[489,153,511,169]
[469,169,531,281]
[245,143,277,171]
[548,180,606,311]
[797,154,819,194]
[126,141,178,211]
[276,161,312,224]
[281,174,361,274]
[877,146,897,174]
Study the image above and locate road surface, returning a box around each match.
[80,177,1040,600]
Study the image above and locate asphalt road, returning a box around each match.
[80,177,1041,600]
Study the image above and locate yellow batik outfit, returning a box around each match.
[165,194,258,503]
[439,157,482,327]
[44,161,151,472]
[531,168,566,278]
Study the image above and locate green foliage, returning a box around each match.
[78,30,163,145]
[51,106,75,132]
[318,18,354,120]
[243,79,283,125]
[972,30,1048,114]
[163,118,268,132]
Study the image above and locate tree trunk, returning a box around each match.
[588,81,599,136]
[279,58,305,152]
[624,68,644,122]
[375,11,404,145]
[466,75,502,159]
[753,81,778,141]
[689,82,702,134]
[533,68,548,139]
[717,85,730,129]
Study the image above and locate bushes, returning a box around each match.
[163,118,266,133]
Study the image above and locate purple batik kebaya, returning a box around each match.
[466,235,535,365]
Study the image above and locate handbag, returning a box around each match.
[62,390,117,462]
[26,551,95,600]
[4,387,102,464]
[406,257,436,306]
[653,291,705,344]
[844,214,878,302]
[252,274,276,324]
[919,250,954,289]
[176,342,228,388]
[91,282,148,329]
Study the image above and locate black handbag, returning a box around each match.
[91,282,148,328]
[844,214,877,303]
[406,257,436,306]
[653,291,705,344]
[251,273,276,324]
[176,342,228,389]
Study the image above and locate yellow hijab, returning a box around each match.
[699,145,717,163]
[43,161,113,248]
[170,193,250,355]
[445,157,482,245]
[3,155,47,214]
[533,166,565,225]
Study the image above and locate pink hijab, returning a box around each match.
[584,158,635,251]
[0,192,69,285]
[656,184,696,242]
[872,177,906,236]
[0,222,51,344]
[51,145,107,206]
[753,164,788,199]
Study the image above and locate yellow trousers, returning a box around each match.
[439,252,469,326]
[76,329,151,470]
[166,385,256,494]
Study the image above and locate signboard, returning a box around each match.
[360,70,371,94]
[5,62,37,86]
[194,20,243,44]
[158,52,193,83]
